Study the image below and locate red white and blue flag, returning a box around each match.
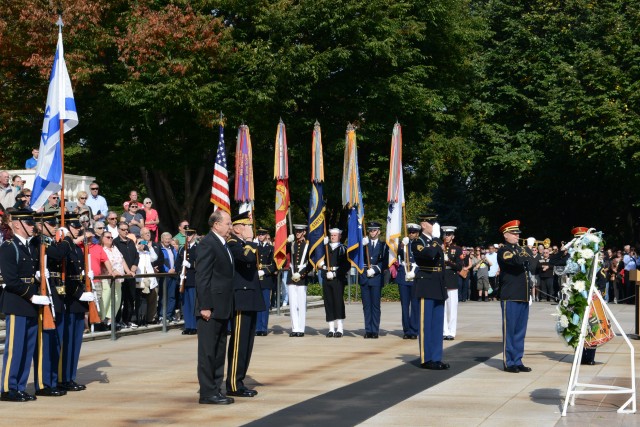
[210,119,231,214]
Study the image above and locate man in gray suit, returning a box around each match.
[196,210,234,405]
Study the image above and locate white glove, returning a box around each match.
[402,237,409,246]
[432,223,441,239]
[35,269,50,281]
[88,270,94,281]
[367,268,375,277]
[179,274,186,281]
[327,272,335,280]
[58,227,70,237]
[183,260,191,268]
[31,295,52,306]
[298,263,307,271]
[79,292,95,302]
[362,237,370,246]
[317,260,325,269]
[292,272,301,282]
[287,234,295,242]
[323,236,329,245]
[258,270,265,278]
[406,271,415,281]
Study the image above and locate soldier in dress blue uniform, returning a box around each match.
[396,223,421,340]
[0,209,44,401]
[225,211,265,397]
[177,228,198,335]
[360,221,387,338]
[31,211,69,397]
[442,226,463,341]
[411,213,449,370]
[498,220,534,373]
[319,228,350,338]
[59,213,93,391]
[255,228,276,336]
[286,224,311,337]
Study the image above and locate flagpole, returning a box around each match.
[57,16,66,224]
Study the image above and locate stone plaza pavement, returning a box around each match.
[0,300,637,426]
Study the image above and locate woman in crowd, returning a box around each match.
[135,234,159,327]
[123,202,144,237]
[74,190,93,219]
[101,231,132,328]
[143,198,160,242]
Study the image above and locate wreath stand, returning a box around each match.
[562,253,636,416]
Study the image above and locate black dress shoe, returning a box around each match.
[326,332,334,338]
[18,390,37,400]
[227,388,257,397]
[409,335,418,340]
[188,329,197,335]
[581,360,595,366]
[58,381,84,391]
[364,333,372,339]
[503,366,520,373]
[403,334,409,339]
[371,334,379,339]
[334,332,343,338]
[289,332,297,337]
[297,332,304,337]
[35,387,66,397]
[517,365,532,372]
[199,393,234,405]
[182,329,190,335]
[1,390,27,402]
[422,361,450,370]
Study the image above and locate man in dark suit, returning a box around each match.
[225,212,265,397]
[196,210,234,405]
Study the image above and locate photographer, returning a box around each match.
[12,190,31,210]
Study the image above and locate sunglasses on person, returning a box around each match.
[108,217,117,221]
[79,197,87,200]
[50,196,59,200]
[181,224,189,229]
[103,236,113,240]
[119,227,129,231]
[90,187,99,190]
[95,227,104,230]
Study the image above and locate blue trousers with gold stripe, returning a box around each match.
[2,315,37,392]
[226,310,257,393]
[34,312,65,390]
[501,301,529,368]
[61,312,85,383]
[419,298,445,363]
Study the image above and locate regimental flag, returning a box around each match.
[342,124,365,272]
[210,117,230,214]
[386,122,405,267]
[274,120,289,269]
[347,207,364,273]
[235,124,254,215]
[308,121,326,269]
[31,18,78,210]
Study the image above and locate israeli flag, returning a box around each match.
[31,21,78,210]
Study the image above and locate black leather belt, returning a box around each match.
[419,267,442,272]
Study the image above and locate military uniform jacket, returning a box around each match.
[227,234,266,312]
[320,243,349,284]
[176,242,197,288]
[359,240,386,286]
[256,242,276,290]
[286,240,312,285]
[443,244,463,289]
[0,236,39,317]
[150,241,165,272]
[30,235,70,315]
[62,236,89,314]
[396,241,415,286]
[411,233,447,301]
[497,243,534,301]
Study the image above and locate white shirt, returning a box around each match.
[487,252,499,277]
[86,194,108,219]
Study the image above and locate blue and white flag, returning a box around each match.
[31,21,78,210]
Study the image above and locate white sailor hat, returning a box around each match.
[441,226,457,234]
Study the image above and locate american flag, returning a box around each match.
[211,123,231,213]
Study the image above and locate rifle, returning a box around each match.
[179,245,187,293]
[39,235,56,330]
[83,234,101,324]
